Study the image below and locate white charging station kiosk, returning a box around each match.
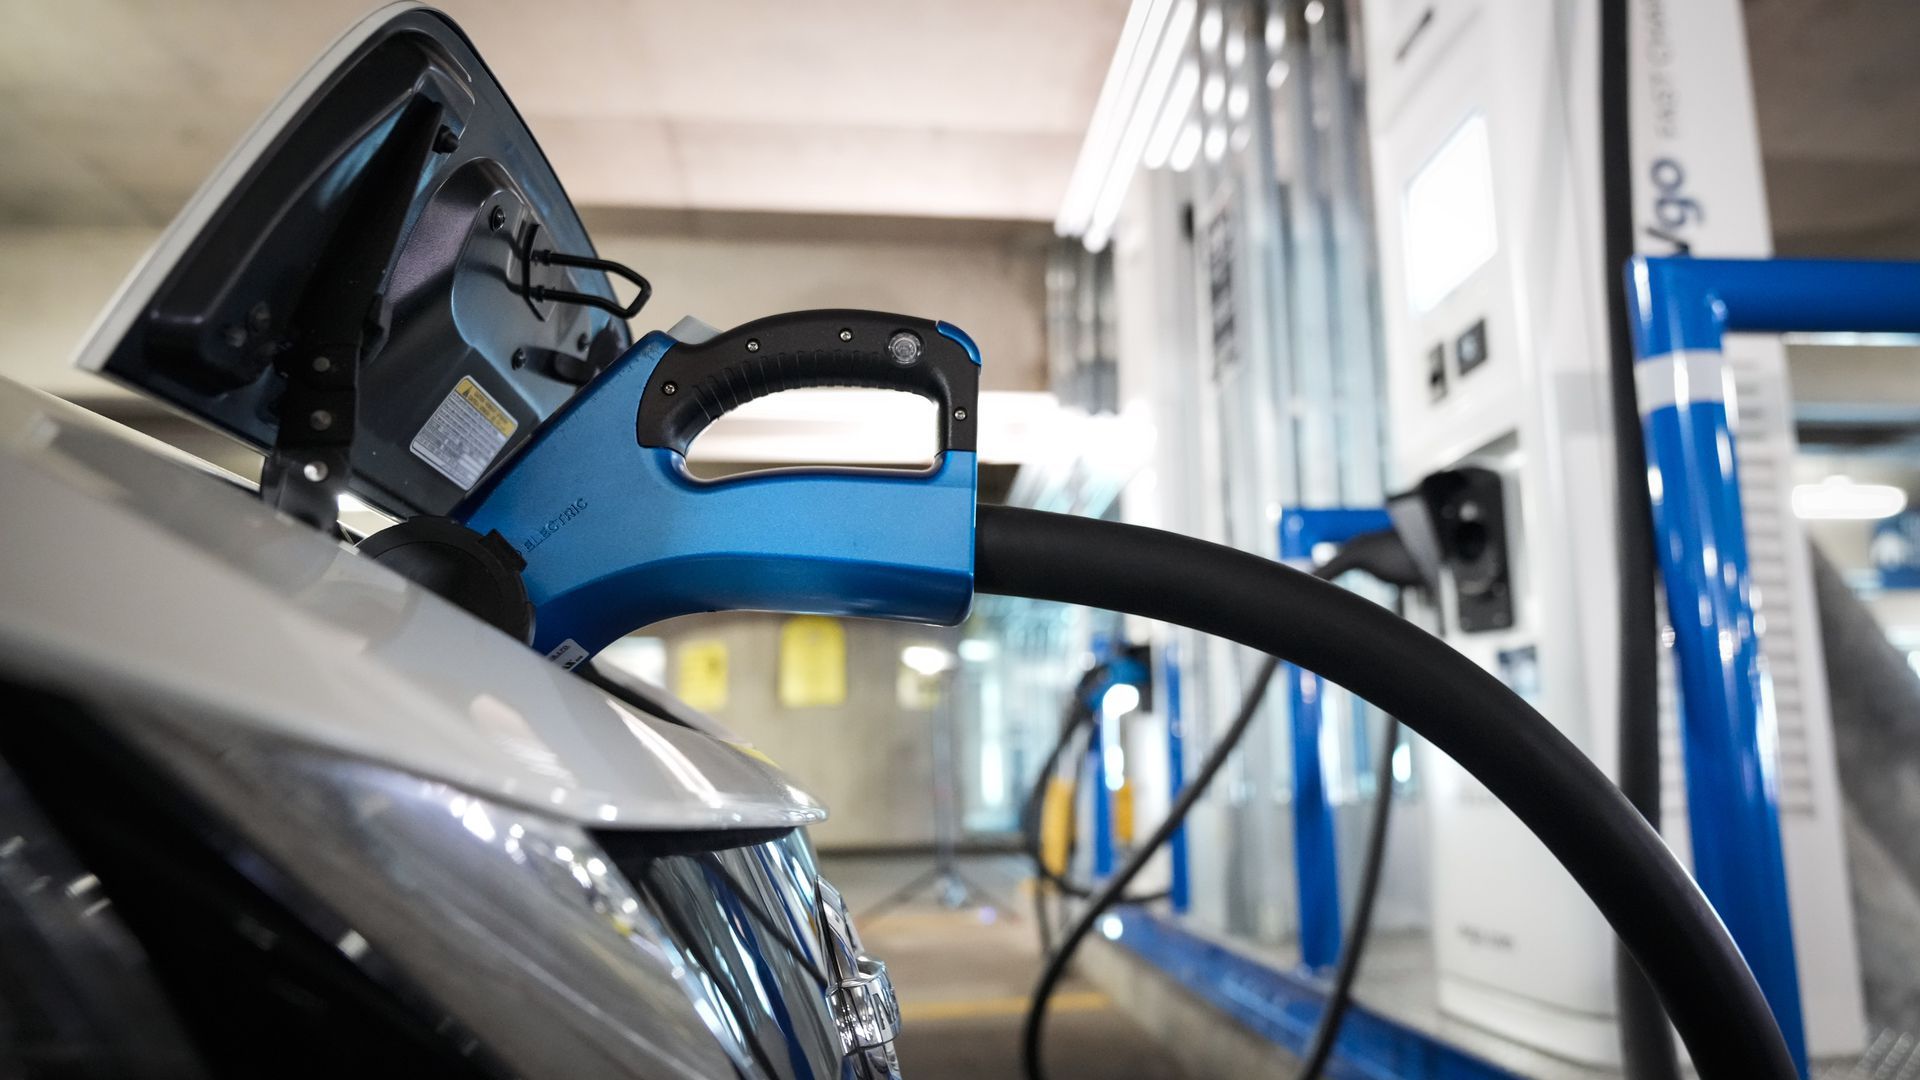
[1362,0,1865,1063]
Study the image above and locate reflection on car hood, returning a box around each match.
[0,379,824,830]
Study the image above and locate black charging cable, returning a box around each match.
[1012,527,1416,1079]
[1599,0,1682,1074]
[1019,663,1170,941]
[974,505,1796,1080]
[1284,531,1418,1079]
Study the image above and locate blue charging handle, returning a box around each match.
[454,309,982,664]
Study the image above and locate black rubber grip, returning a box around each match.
[635,309,980,455]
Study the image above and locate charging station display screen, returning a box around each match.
[1402,113,1498,313]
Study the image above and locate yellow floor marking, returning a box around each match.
[900,990,1111,1023]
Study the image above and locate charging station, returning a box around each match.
[12,2,1912,1077]
[1362,0,1864,1062]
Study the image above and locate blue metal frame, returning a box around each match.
[1081,650,1149,879]
[455,325,981,657]
[1089,727,1116,878]
[1278,507,1393,971]
[1624,256,1920,1077]
[1162,641,1191,913]
[1106,907,1524,1080]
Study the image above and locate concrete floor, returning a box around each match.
[820,853,1187,1080]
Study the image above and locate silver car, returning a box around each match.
[0,6,900,1077]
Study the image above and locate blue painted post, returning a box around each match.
[1285,662,1340,970]
[1089,722,1115,878]
[1279,507,1393,972]
[1163,642,1191,913]
[1637,367,1805,1073]
[1617,255,1920,1076]
[1087,637,1117,879]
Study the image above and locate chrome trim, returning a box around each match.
[832,956,903,1050]
[816,876,906,1078]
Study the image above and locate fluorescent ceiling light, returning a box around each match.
[900,645,955,676]
[1101,682,1142,719]
[1058,0,1204,246]
[1083,0,1198,252]
[1792,476,1908,520]
[1168,123,1202,171]
[958,638,998,663]
[1227,81,1250,120]
[1143,60,1200,169]
[1224,25,1247,67]
[1198,6,1223,49]
[1202,71,1226,114]
[1056,0,1176,237]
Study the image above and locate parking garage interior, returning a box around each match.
[8,2,1920,1078]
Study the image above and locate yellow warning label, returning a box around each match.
[677,639,730,711]
[1040,777,1076,876]
[1114,779,1135,846]
[778,616,847,708]
[454,376,517,438]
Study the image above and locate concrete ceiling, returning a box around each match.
[1746,0,1920,257]
[7,0,1915,244]
[0,0,1129,227]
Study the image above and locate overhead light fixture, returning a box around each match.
[958,638,998,663]
[1168,122,1203,171]
[1101,682,1142,719]
[1081,0,1199,253]
[1142,60,1200,169]
[900,645,955,676]
[1203,124,1228,163]
[1056,0,1178,238]
[1224,25,1247,67]
[1792,476,1908,520]
[1305,0,1325,25]
[1199,5,1224,49]
[1057,0,1199,248]
[1227,81,1250,119]
[1265,11,1286,51]
[1267,59,1290,89]
[1202,71,1226,114]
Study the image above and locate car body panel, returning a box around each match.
[0,378,824,831]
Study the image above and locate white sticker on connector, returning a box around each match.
[410,376,517,489]
[546,639,590,671]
